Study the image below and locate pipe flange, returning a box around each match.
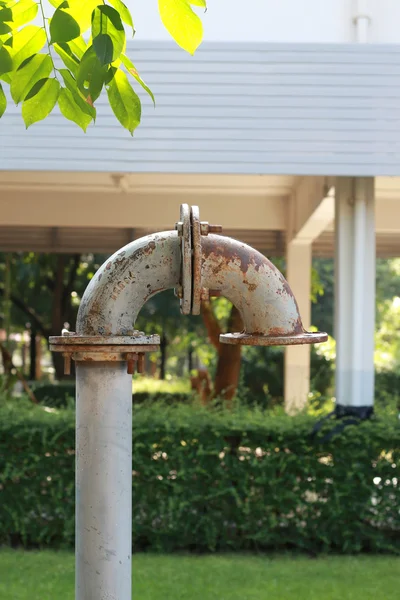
[49,333,160,375]
[49,334,160,346]
[191,205,202,315]
[220,332,328,346]
[178,203,192,315]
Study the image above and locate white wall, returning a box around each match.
[37,1,400,45]
[129,0,351,43]
[127,0,400,44]
[370,0,400,43]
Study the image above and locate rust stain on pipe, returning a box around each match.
[201,234,323,345]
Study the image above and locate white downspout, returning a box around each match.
[353,0,371,43]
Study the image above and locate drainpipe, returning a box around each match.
[50,204,327,600]
[353,0,371,43]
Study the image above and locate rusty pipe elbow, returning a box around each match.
[201,235,327,346]
[76,232,180,336]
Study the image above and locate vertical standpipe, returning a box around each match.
[76,361,132,600]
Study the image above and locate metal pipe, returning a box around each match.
[77,231,180,336]
[354,0,370,43]
[201,234,303,336]
[68,207,326,600]
[351,180,367,403]
[76,361,132,600]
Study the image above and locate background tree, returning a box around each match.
[0,251,106,378]
[136,289,205,380]
[0,0,207,133]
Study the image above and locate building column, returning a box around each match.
[335,177,375,417]
[284,240,312,414]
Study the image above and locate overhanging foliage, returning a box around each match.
[0,0,207,132]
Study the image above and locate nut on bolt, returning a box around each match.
[200,222,222,236]
[175,221,183,236]
[137,353,145,374]
[126,353,137,375]
[63,353,71,375]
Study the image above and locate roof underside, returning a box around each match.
[0,171,399,257]
[0,226,399,258]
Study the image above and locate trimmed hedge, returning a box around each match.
[31,381,76,408]
[31,381,191,408]
[0,400,399,553]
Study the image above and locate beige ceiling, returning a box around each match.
[0,171,399,257]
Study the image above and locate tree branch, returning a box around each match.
[0,285,50,338]
[228,303,244,333]
[63,254,81,313]
[0,342,38,404]
[201,300,222,350]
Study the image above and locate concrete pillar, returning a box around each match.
[284,240,312,414]
[335,177,375,416]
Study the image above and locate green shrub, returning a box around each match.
[132,391,192,405]
[31,381,76,408]
[31,379,192,408]
[375,371,400,409]
[0,399,399,553]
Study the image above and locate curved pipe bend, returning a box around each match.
[202,235,310,340]
[77,231,180,336]
[77,230,325,345]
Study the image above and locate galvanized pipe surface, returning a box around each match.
[76,361,132,600]
[201,234,304,336]
[77,232,180,336]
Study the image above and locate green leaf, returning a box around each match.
[59,68,96,119]
[0,32,10,47]
[58,87,92,131]
[158,0,204,54]
[0,71,11,83]
[9,25,46,70]
[0,7,12,23]
[106,67,141,135]
[121,54,155,106]
[22,77,60,128]
[10,54,52,103]
[77,45,107,103]
[50,7,80,44]
[69,36,87,59]
[66,0,100,33]
[92,5,125,65]
[0,81,6,116]
[108,0,134,32]
[2,0,38,29]
[53,42,80,77]
[0,21,11,34]
[0,44,12,74]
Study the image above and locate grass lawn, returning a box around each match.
[0,550,398,600]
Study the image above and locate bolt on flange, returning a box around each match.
[200,222,223,236]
